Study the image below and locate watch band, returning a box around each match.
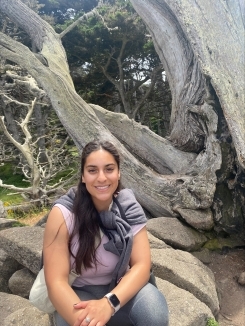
[104,293,121,315]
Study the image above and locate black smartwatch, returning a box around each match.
[104,293,121,315]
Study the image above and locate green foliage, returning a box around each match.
[0,163,27,205]
[206,318,219,326]
[10,221,26,227]
[57,0,170,127]
[0,163,26,187]
[0,190,24,206]
[39,0,171,134]
[39,0,98,24]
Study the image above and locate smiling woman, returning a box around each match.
[42,140,169,326]
[82,147,121,212]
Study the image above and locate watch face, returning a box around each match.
[109,294,120,307]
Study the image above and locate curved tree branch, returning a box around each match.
[0,0,223,220]
[131,0,245,168]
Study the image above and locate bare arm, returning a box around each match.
[43,206,84,325]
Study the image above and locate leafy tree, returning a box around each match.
[56,0,171,131]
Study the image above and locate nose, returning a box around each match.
[97,170,107,182]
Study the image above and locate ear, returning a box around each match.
[81,175,85,183]
[118,171,121,180]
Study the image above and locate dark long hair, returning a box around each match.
[69,140,121,273]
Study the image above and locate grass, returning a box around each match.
[0,162,50,225]
[14,207,50,226]
[4,204,49,226]
[206,318,219,326]
[0,161,76,225]
[0,162,28,205]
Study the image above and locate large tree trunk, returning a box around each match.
[131,0,245,162]
[130,0,245,233]
[0,0,244,233]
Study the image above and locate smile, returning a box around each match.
[95,185,110,190]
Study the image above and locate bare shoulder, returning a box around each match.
[44,206,69,246]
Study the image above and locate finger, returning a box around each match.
[73,312,87,326]
[73,301,88,309]
[80,316,94,326]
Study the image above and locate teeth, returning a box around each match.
[96,186,109,190]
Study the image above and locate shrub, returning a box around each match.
[206,318,219,326]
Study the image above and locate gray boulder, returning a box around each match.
[0,201,7,218]
[0,292,35,321]
[147,217,207,251]
[151,248,220,315]
[0,218,18,230]
[147,231,171,249]
[3,306,54,326]
[34,214,48,227]
[238,271,245,286]
[0,226,44,274]
[0,222,220,326]
[0,249,22,293]
[174,207,214,231]
[191,248,212,264]
[8,267,36,298]
[156,278,214,326]
[0,292,53,326]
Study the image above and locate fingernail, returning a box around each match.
[73,303,79,306]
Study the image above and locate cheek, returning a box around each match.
[82,174,93,184]
[113,172,120,182]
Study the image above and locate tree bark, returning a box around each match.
[0,0,244,232]
[130,0,245,166]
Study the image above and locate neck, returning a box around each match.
[93,198,113,212]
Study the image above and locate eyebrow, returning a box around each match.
[86,163,116,168]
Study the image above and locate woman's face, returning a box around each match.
[82,149,120,211]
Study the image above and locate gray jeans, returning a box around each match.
[54,283,169,326]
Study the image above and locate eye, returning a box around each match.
[88,169,97,173]
[106,167,114,172]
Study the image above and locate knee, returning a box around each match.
[147,301,169,326]
[152,310,169,326]
[132,286,169,326]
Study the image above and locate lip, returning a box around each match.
[95,185,110,191]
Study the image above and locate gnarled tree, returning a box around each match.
[0,0,244,234]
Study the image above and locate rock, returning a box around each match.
[0,249,22,293]
[0,277,10,293]
[204,234,245,251]
[0,292,33,321]
[0,223,221,325]
[151,248,220,315]
[0,292,53,326]
[0,201,7,218]
[191,248,212,264]
[8,267,36,298]
[147,217,207,251]
[34,214,48,227]
[147,231,171,249]
[174,207,214,230]
[156,278,214,326]
[3,306,54,326]
[238,271,245,286]
[0,226,44,274]
[0,218,18,230]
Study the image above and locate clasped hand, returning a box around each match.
[73,298,113,326]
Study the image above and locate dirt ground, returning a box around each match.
[207,248,245,326]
